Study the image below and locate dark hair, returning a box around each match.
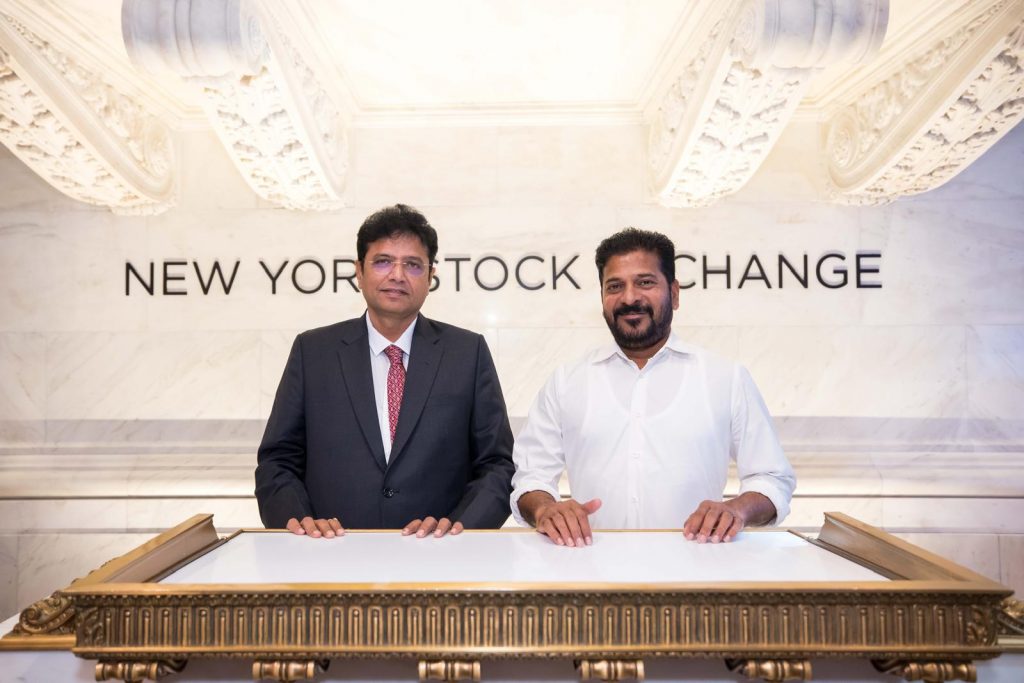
[356,204,438,263]
[595,228,676,283]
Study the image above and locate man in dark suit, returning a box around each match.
[255,204,515,539]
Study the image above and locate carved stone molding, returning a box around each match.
[0,12,175,214]
[826,1,1024,204]
[647,0,888,208]
[122,0,348,210]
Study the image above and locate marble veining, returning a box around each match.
[739,325,968,418]
[968,325,1024,419]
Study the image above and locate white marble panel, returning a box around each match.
[1000,534,1024,596]
[775,415,1024,449]
[494,125,644,205]
[45,331,261,420]
[16,532,151,608]
[873,452,1024,497]
[125,498,261,531]
[882,498,1024,534]
[0,148,59,211]
[783,453,883,496]
[40,418,261,446]
[0,499,126,533]
[260,329,302,419]
[0,210,149,333]
[781,497,884,529]
[347,126,501,207]
[0,215,60,333]
[0,334,46,443]
[0,454,131,498]
[890,532,1002,584]
[0,334,45,420]
[862,199,1024,326]
[177,131,265,210]
[739,326,967,417]
[123,453,257,497]
[967,326,1024,419]
[495,326,611,417]
[0,535,16,621]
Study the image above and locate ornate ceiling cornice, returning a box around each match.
[646,0,889,208]
[121,0,350,211]
[825,0,1024,204]
[0,0,1020,213]
[0,11,175,214]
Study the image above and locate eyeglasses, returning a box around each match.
[368,257,428,278]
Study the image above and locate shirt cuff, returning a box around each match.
[509,482,562,528]
[738,477,792,526]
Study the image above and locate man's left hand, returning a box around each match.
[402,517,464,538]
[683,492,776,544]
[683,500,746,543]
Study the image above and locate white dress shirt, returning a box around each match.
[511,333,795,528]
[366,315,416,462]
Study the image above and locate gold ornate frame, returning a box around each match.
[1,513,1020,682]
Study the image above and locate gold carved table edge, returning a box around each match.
[1,513,1018,683]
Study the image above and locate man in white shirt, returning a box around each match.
[511,228,795,546]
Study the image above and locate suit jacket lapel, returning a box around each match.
[337,318,388,473]
[388,316,442,469]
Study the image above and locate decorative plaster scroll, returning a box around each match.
[647,0,888,208]
[122,0,348,211]
[0,13,174,214]
[827,2,1024,204]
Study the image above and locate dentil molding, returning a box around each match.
[825,0,1024,205]
[122,0,349,211]
[0,12,175,214]
[647,0,889,208]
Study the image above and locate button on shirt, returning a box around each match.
[510,333,795,529]
[366,316,415,462]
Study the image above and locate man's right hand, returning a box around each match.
[531,496,602,548]
[286,516,344,538]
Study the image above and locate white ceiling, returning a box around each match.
[306,1,689,110]
[16,0,974,129]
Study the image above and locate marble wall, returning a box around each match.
[1,120,1022,620]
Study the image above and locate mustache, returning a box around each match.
[614,303,653,318]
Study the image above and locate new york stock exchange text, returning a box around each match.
[124,251,883,296]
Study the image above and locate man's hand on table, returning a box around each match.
[287,516,344,538]
[682,492,776,544]
[519,491,602,548]
[402,517,464,538]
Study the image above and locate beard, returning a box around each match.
[603,298,673,350]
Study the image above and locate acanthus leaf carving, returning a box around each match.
[0,12,175,214]
[826,2,1024,204]
[122,0,348,211]
[648,0,888,209]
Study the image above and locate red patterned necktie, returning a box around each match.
[384,345,405,444]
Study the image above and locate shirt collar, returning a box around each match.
[366,313,417,358]
[590,331,694,366]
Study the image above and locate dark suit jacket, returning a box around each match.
[255,315,515,529]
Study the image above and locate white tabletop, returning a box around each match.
[159,530,887,585]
